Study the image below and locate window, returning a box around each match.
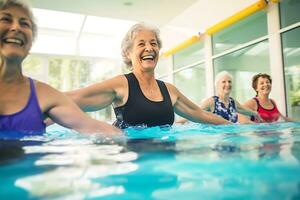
[173,41,204,70]
[23,55,121,122]
[279,0,300,28]
[31,8,136,59]
[174,63,206,104]
[282,27,300,120]
[213,40,270,103]
[23,55,47,81]
[212,11,267,55]
[156,56,173,76]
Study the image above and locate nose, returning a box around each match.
[10,21,21,32]
[145,43,153,52]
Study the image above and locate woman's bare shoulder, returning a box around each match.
[243,98,257,109]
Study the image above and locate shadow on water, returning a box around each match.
[0,140,24,165]
[0,139,48,200]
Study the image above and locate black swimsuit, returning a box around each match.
[113,73,174,129]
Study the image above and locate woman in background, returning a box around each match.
[240,73,294,123]
[178,71,259,124]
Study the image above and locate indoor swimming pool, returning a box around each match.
[1,122,300,200]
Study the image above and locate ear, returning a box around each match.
[125,50,132,60]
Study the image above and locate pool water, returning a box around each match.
[1,122,300,200]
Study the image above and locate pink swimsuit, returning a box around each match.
[254,98,280,122]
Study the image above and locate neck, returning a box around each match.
[0,58,23,83]
[217,93,230,102]
[133,69,155,84]
[257,93,269,101]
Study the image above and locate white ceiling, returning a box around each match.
[26,0,259,52]
[26,0,199,27]
[27,0,258,29]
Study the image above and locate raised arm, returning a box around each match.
[200,97,214,111]
[279,114,294,122]
[65,75,126,112]
[235,99,258,117]
[176,97,214,124]
[37,82,122,136]
[243,98,257,111]
[166,84,231,125]
[238,98,261,123]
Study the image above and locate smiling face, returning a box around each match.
[127,29,160,72]
[0,6,33,61]
[216,75,232,96]
[255,77,272,96]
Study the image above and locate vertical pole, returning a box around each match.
[267,3,287,114]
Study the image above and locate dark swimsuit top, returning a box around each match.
[212,96,238,123]
[113,73,174,129]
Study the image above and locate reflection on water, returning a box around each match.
[13,138,138,199]
[1,122,300,199]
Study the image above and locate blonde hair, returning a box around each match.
[0,0,37,40]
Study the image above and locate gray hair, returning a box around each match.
[214,71,233,87]
[121,23,162,70]
[0,0,37,41]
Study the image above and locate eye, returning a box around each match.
[20,20,32,28]
[0,16,11,23]
[138,42,145,47]
[151,42,158,46]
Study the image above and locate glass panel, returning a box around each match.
[79,33,121,58]
[279,0,300,28]
[282,27,300,120]
[212,11,267,55]
[31,31,77,55]
[156,56,172,76]
[79,16,136,59]
[173,41,204,70]
[83,16,135,36]
[23,55,47,81]
[33,8,85,31]
[31,8,136,58]
[41,57,121,121]
[213,40,270,103]
[48,58,91,91]
[174,63,206,104]
[159,75,172,83]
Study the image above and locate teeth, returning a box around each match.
[142,55,154,60]
[4,38,23,45]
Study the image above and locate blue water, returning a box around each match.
[1,122,300,200]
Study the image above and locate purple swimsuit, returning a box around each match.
[0,78,46,136]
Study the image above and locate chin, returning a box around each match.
[5,54,26,61]
[143,65,156,70]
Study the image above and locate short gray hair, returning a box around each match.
[214,71,233,87]
[0,0,37,41]
[121,23,162,70]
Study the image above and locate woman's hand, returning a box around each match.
[44,118,54,126]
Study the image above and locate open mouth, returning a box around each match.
[3,38,24,46]
[141,54,155,61]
